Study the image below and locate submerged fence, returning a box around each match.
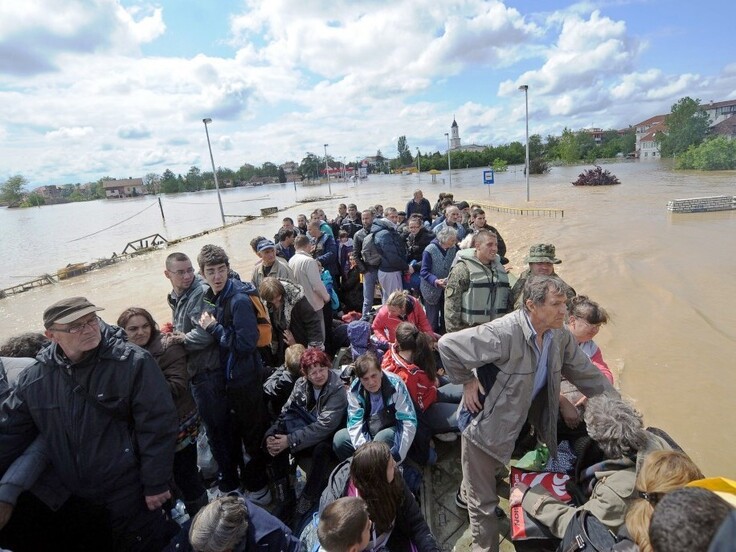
[478,202,564,218]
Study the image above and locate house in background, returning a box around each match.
[582,127,604,144]
[634,115,667,159]
[34,185,63,200]
[103,177,145,198]
[703,99,736,138]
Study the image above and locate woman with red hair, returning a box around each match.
[265,348,348,520]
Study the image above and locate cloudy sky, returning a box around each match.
[1,0,735,187]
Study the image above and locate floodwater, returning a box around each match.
[1,160,735,476]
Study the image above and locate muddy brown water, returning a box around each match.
[1,160,734,476]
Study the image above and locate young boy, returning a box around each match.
[317,497,371,552]
[197,244,271,504]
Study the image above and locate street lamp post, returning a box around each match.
[444,133,452,188]
[519,84,530,202]
[323,143,332,197]
[416,147,421,180]
[202,118,226,226]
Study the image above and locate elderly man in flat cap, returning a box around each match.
[510,244,576,309]
[0,297,178,551]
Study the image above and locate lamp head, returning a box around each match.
[203,118,212,124]
[518,85,528,91]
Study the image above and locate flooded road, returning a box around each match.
[1,160,734,476]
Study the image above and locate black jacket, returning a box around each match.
[407,226,435,265]
[6,323,177,499]
[319,459,440,552]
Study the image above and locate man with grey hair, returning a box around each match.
[2,297,178,550]
[434,205,467,241]
[438,275,617,552]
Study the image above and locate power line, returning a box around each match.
[67,202,158,243]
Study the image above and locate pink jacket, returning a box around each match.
[372,297,435,343]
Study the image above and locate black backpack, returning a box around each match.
[557,510,619,552]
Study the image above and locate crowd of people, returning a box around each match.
[0,189,733,552]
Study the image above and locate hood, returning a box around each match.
[371,218,394,233]
[348,320,372,355]
[281,279,305,306]
[219,278,258,303]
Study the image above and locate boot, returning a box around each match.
[272,476,296,523]
[184,492,209,518]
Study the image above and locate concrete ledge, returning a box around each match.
[667,196,736,213]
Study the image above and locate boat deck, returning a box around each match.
[420,439,516,551]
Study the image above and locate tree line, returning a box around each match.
[2,94,731,207]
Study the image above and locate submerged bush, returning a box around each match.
[572,165,620,186]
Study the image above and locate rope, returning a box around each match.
[164,195,271,205]
[67,202,158,243]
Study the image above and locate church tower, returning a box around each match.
[450,117,461,150]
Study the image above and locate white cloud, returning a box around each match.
[117,123,152,140]
[45,126,95,140]
[0,0,165,76]
[1,0,734,185]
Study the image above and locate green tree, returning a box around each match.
[397,136,413,166]
[160,169,180,194]
[299,153,321,180]
[23,192,45,207]
[185,166,203,192]
[278,166,287,183]
[659,97,710,157]
[261,162,278,178]
[1,175,28,205]
[555,128,579,162]
[676,136,736,170]
[143,173,160,194]
[492,158,508,172]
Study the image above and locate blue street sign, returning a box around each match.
[483,169,495,185]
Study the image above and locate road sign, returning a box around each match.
[483,169,495,185]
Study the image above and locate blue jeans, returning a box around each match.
[361,268,378,316]
[422,383,463,434]
[332,427,397,461]
[189,370,239,492]
[424,298,444,334]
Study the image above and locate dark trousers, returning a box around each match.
[172,441,206,502]
[190,369,239,491]
[0,492,112,552]
[103,487,179,552]
[227,385,269,491]
[269,440,334,501]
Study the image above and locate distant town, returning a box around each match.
[2,96,734,208]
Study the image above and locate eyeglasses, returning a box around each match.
[171,267,195,277]
[51,316,100,334]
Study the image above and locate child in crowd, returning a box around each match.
[337,230,354,282]
[317,497,371,552]
[263,343,306,421]
[341,253,364,314]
